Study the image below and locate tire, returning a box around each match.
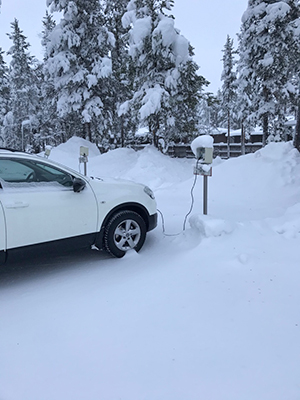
[104,210,147,258]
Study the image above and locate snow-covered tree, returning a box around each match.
[170,44,209,143]
[104,0,137,147]
[41,11,56,59]
[122,0,203,146]
[0,48,10,145]
[238,0,296,145]
[221,35,238,156]
[45,0,114,141]
[204,90,222,130]
[236,29,254,154]
[197,92,221,133]
[5,19,39,150]
[288,1,300,151]
[39,11,63,147]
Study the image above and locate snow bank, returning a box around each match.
[189,214,236,237]
[88,145,194,190]
[47,136,101,170]
[47,137,194,190]
[208,141,300,221]
[51,136,100,158]
[267,202,300,239]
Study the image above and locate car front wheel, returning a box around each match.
[104,210,147,258]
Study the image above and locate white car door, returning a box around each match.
[0,157,98,250]
[0,199,6,252]
[0,198,6,264]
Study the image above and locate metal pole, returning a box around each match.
[203,175,208,215]
[21,125,24,151]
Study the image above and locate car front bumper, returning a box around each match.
[148,212,158,232]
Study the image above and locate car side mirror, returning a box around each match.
[73,177,86,193]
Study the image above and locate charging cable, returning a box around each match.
[157,159,200,236]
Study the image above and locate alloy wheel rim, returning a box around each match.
[113,219,141,251]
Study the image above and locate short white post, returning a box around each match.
[79,146,89,176]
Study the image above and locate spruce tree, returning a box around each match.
[0,48,10,146]
[39,11,63,147]
[221,35,237,157]
[238,0,295,145]
[5,19,39,150]
[104,0,137,147]
[45,0,114,142]
[171,44,209,143]
[123,0,200,147]
[41,11,56,58]
[288,1,300,151]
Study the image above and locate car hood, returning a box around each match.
[89,175,144,188]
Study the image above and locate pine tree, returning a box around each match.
[122,0,200,147]
[45,0,114,142]
[5,19,39,150]
[238,0,296,145]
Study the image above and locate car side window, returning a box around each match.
[0,158,74,188]
[0,159,34,183]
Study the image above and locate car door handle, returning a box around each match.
[5,202,29,209]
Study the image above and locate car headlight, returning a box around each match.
[144,186,155,199]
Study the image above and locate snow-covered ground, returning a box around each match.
[1,137,300,400]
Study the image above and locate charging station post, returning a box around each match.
[44,145,52,159]
[191,135,214,215]
[79,146,89,176]
[203,174,208,215]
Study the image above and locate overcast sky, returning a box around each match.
[0,0,248,93]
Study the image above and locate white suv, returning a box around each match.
[0,149,157,263]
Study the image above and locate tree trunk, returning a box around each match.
[153,129,158,147]
[149,115,159,148]
[294,98,300,152]
[241,122,245,156]
[61,122,66,143]
[227,109,230,158]
[120,116,124,148]
[262,113,268,147]
[87,122,92,142]
[84,122,92,141]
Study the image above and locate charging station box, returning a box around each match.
[195,147,213,164]
[80,146,89,157]
[191,135,214,164]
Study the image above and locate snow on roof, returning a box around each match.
[211,126,265,137]
[284,116,296,126]
[225,129,241,137]
[211,128,227,135]
[135,127,150,136]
